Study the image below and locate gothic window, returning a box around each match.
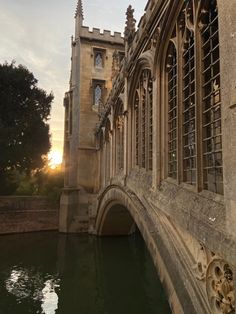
[148,76,153,170]
[95,52,103,68]
[115,101,124,172]
[133,69,153,170]
[141,74,147,168]
[117,126,124,170]
[94,49,105,69]
[201,0,223,194]
[94,84,102,107]
[165,0,223,194]
[167,42,178,179]
[182,26,196,185]
[135,92,139,166]
[105,120,111,185]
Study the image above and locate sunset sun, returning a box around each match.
[48,151,62,169]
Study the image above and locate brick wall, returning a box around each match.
[0,196,58,234]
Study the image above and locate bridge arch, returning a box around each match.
[95,185,200,314]
[96,185,152,237]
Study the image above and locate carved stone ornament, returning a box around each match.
[193,243,209,281]
[151,27,160,49]
[116,115,124,130]
[124,5,136,44]
[111,50,120,80]
[75,0,84,19]
[206,259,235,314]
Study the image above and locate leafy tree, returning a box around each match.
[0,62,54,194]
[34,168,64,203]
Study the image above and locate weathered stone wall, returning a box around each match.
[96,181,236,314]
[0,196,58,234]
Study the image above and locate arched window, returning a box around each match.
[148,75,153,170]
[182,4,196,185]
[105,120,111,185]
[95,52,103,68]
[133,69,153,170]
[134,91,139,166]
[166,42,177,179]
[200,0,223,194]
[115,101,124,172]
[141,72,147,168]
[94,84,102,106]
[165,0,223,194]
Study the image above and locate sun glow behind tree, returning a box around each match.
[48,151,62,170]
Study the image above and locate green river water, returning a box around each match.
[0,232,171,314]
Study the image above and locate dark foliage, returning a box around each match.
[0,62,54,194]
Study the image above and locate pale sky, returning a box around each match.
[0,0,146,157]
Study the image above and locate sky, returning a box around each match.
[0,0,146,159]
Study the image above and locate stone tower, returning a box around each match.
[60,0,124,233]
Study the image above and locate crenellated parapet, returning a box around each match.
[79,26,124,44]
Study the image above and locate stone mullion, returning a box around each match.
[123,76,128,176]
[102,142,106,189]
[195,12,204,192]
[127,109,131,172]
[163,66,168,180]
[177,25,183,184]
[145,76,149,171]
[147,74,153,172]
[115,125,119,173]
[138,87,142,168]
[153,74,160,187]
[114,126,118,175]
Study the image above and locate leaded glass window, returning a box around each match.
[141,73,147,168]
[165,0,223,194]
[115,101,124,172]
[95,52,103,68]
[167,43,178,179]
[94,84,102,106]
[148,76,153,170]
[182,29,196,185]
[135,92,139,166]
[133,69,153,170]
[201,0,223,194]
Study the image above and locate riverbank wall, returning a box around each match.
[0,196,58,234]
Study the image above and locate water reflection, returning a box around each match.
[5,266,60,313]
[0,232,170,314]
[6,267,44,301]
[41,279,59,314]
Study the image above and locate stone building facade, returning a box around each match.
[60,0,124,232]
[60,0,236,313]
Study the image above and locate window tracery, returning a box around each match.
[182,25,196,185]
[200,0,223,194]
[148,75,153,170]
[133,69,153,170]
[165,0,223,194]
[94,84,102,106]
[167,42,178,179]
[95,52,103,68]
[115,100,124,172]
[135,91,139,166]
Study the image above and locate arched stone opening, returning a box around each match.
[95,186,214,313]
[97,202,136,236]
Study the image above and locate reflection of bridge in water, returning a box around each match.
[60,0,236,312]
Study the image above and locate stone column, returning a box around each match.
[218,0,236,238]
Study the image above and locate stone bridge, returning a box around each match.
[94,176,235,313]
[60,0,236,312]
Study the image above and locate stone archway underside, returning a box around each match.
[95,185,199,314]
